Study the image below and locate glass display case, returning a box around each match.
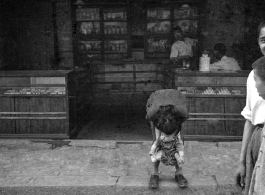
[173,71,249,141]
[73,3,131,64]
[0,70,91,139]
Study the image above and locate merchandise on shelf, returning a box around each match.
[4,87,66,95]
[80,22,100,35]
[147,9,171,19]
[103,10,126,20]
[174,4,198,19]
[76,8,100,21]
[147,21,170,34]
[104,22,127,35]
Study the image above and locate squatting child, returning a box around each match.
[146,89,189,189]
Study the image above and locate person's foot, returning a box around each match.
[149,174,159,189]
[175,174,188,188]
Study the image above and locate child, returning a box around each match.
[146,89,189,189]
[149,115,184,166]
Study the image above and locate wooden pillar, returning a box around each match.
[55,0,74,69]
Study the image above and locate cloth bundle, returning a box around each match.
[146,89,189,121]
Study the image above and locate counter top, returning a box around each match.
[174,69,251,76]
[92,59,171,65]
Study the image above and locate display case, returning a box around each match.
[145,7,172,59]
[173,70,249,141]
[72,1,131,65]
[144,1,201,60]
[0,70,91,139]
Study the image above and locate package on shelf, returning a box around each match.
[216,87,231,95]
[48,87,66,94]
[76,8,100,21]
[4,89,19,94]
[4,87,65,95]
[202,87,216,95]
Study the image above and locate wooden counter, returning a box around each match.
[173,70,250,141]
[0,70,91,139]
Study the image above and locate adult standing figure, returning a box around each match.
[234,21,265,195]
[170,26,194,62]
[248,56,265,194]
[167,26,196,87]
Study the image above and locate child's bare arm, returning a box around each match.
[149,140,158,155]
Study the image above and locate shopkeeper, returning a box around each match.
[170,26,194,62]
[210,43,241,71]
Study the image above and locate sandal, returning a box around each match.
[149,174,159,189]
[175,174,188,188]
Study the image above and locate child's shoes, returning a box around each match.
[149,174,159,189]
[175,174,188,188]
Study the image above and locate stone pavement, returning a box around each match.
[0,139,243,195]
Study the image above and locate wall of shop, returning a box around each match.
[0,0,264,70]
[200,0,245,54]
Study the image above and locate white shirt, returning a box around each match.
[210,56,241,71]
[241,70,265,125]
[170,38,193,58]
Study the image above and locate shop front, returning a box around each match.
[0,0,259,140]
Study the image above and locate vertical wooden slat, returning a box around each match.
[14,97,30,134]
[0,97,15,134]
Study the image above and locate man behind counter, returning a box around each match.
[210,43,241,71]
[170,26,194,62]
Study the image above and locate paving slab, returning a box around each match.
[0,139,243,195]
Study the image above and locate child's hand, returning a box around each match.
[177,155,185,164]
[150,154,157,162]
[175,151,185,164]
[149,151,156,162]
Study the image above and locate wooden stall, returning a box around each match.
[0,70,91,139]
[173,70,250,141]
[70,0,250,141]
[90,60,166,114]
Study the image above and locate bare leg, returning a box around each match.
[149,160,160,188]
[175,163,183,175]
[175,164,187,187]
[153,160,160,175]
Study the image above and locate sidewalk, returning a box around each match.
[0,139,242,195]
